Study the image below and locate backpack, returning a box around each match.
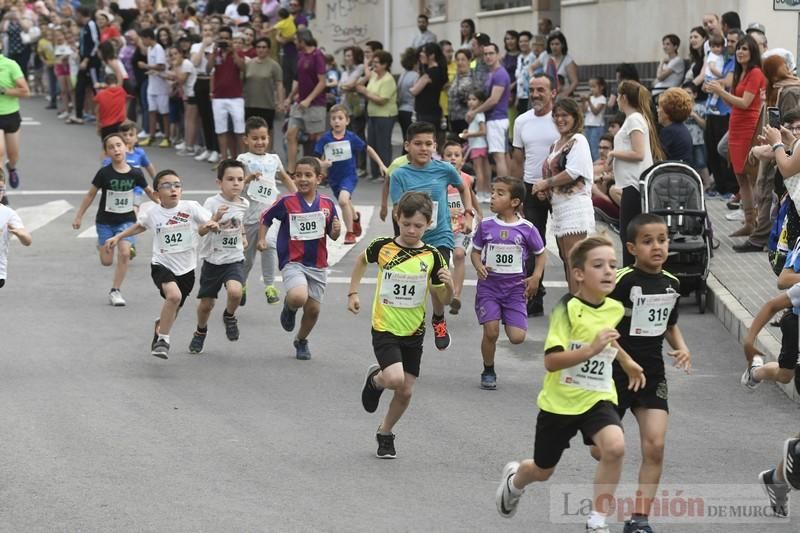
[768,195,791,276]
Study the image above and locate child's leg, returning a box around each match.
[297,297,320,341]
[631,407,668,517]
[503,325,526,345]
[512,460,555,489]
[474,156,489,194]
[378,370,416,434]
[158,281,183,335]
[591,424,626,517]
[452,244,465,299]
[148,110,158,138]
[196,297,215,328]
[285,285,309,312]
[262,223,279,286]
[481,320,501,367]
[98,243,114,267]
[431,247,452,317]
[161,114,171,141]
[338,189,354,233]
[241,224,259,285]
[754,362,795,384]
[224,279,243,315]
[111,240,132,289]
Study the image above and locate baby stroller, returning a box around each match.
[640,161,712,313]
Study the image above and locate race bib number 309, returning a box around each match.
[289,211,326,240]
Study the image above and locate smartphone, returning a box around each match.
[768,106,781,129]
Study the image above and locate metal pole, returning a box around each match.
[797,12,800,74]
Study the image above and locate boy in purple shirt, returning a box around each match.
[471,176,545,390]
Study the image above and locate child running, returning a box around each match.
[756,434,800,518]
[313,104,387,244]
[349,192,453,459]
[237,116,296,306]
[109,120,157,180]
[189,159,249,354]
[0,172,32,287]
[72,133,156,306]
[603,213,691,533]
[106,170,221,359]
[495,235,645,533]
[472,176,544,390]
[441,140,481,315]
[389,121,473,350]
[256,156,341,360]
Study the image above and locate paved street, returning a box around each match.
[1,100,799,532]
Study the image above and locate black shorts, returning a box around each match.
[779,311,799,370]
[0,111,21,134]
[0,279,5,288]
[533,400,622,470]
[614,374,669,417]
[372,329,424,377]
[196,260,245,299]
[150,263,195,307]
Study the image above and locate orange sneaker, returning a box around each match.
[344,231,357,245]
[353,211,362,236]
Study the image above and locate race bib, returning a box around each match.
[428,200,439,230]
[289,211,326,240]
[324,140,352,162]
[378,271,427,308]
[629,291,678,336]
[247,179,277,205]
[560,342,617,392]
[215,227,243,252]
[486,243,523,274]
[105,189,134,214]
[158,222,192,254]
[448,192,463,231]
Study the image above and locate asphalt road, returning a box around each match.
[1,100,799,532]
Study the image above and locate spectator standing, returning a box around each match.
[685,26,708,95]
[470,32,491,88]
[338,46,366,173]
[439,40,455,133]
[409,42,446,137]
[447,48,474,135]
[583,77,607,160]
[138,27,170,147]
[683,82,711,189]
[119,30,139,121]
[466,41,511,195]
[0,44,30,188]
[541,32,578,97]
[190,22,219,163]
[459,18,475,50]
[243,36,284,143]
[288,0,308,30]
[411,14,437,49]
[652,34,685,101]
[502,30,519,105]
[514,31,535,114]
[67,6,100,125]
[209,25,246,158]
[355,50,396,181]
[396,47,419,142]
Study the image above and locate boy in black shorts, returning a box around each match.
[348,192,453,459]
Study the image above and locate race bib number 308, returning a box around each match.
[486,243,523,274]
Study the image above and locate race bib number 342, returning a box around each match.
[158,222,192,254]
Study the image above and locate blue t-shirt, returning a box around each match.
[313,130,366,186]
[389,159,463,249]
[659,122,693,162]
[102,147,151,169]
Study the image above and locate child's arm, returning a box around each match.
[198,219,220,237]
[106,223,147,248]
[612,341,647,391]
[430,268,454,306]
[7,223,31,246]
[256,221,271,250]
[469,188,482,219]
[545,328,620,372]
[328,216,342,241]
[71,185,99,229]
[743,292,792,363]
[470,248,488,280]
[708,59,723,78]
[365,146,388,176]
[347,252,369,314]
[778,267,800,290]
[691,110,706,129]
[455,183,474,234]
[144,162,157,179]
[665,324,691,373]
[380,173,391,221]
[278,169,298,193]
[588,99,606,115]
[524,252,545,298]
[143,185,159,203]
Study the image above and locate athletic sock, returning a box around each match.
[111,288,120,292]
[432,313,444,321]
[483,364,495,375]
[508,474,523,496]
[158,334,170,344]
[371,374,384,391]
[631,513,649,523]
[196,326,208,335]
[587,511,607,528]
[771,468,789,488]
[223,309,234,318]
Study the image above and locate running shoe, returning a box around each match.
[138,137,152,147]
[727,194,741,210]
[189,330,206,354]
[740,355,764,390]
[137,130,149,139]
[7,164,19,189]
[129,245,136,260]
[223,312,239,341]
[725,209,745,221]
[449,297,461,315]
[586,525,611,533]
[240,285,247,306]
[194,149,210,162]
[151,319,160,351]
[176,148,196,157]
[65,116,84,125]
[57,111,69,119]
[495,461,522,518]
[280,303,297,332]
[158,138,170,148]
[375,432,396,459]
[352,212,362,236]
[294,338,311,360]
[207,151,220,164]
[174,141,186,151]
[480,371,497,390]
[783,437,800,490]
[264,285,280,304]
[759,469,790,517]
[108,289,126,307]
[344,231,357,245]
[432,315,451,350]
[151,338,169,359]
[623,518,654,533]
[361,364,383,413]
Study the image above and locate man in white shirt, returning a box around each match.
[511,73,559,316]
[411,14,437,49]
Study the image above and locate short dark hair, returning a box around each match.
[493,176,525,207]
[405,121,436,141]
[609,111,626,126]
[599,133,614,146]
[373,50,393,69]
[278,7,289,18]
[103,132,125,149]
[721,11,741,31]
[441,140,462,154]
[396,191,433,222]
[626,213,667,243]
[473,32,490,46]
[484,42,500,54]
[519,30,533,41]
[153,169,179,189]
[616,63,640,82]
[119,120,137,133]
[662,33,680,48]
[468,88,486,102]
[254,37,270,48]
[400,47,418,70]
[245,116,268,135]
[104,72,118,85]
[296,156,321,175]
[454,49,471,61]
[439,39,452,48]
[365,40,383,52]
[783,110,800,125]
[217,159,246,181]
[417,14,428,21]
[218,26,233,38]
[140,27,155,40]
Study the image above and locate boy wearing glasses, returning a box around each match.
[107,170,223,359]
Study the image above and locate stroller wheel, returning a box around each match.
[696,281,707,314]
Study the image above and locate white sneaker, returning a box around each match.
[741,355,764,390]
[207,151,220,164]
[495,461,523,518]
[726,209,746,221]
[194,149,210,162]
[109,290,126,307]
[175,141,186,151]
[57,111,69,119]
[137,131,148,139]
[176,148,196,157]
[154,132,165,140]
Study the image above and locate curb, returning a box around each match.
[706,272,799,402]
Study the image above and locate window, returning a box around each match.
[479,0,531,10]
[422,0,446,19]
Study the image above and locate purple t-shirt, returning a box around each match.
[297,47,326,106]
[472,215,544,287]
[484,66,511,121]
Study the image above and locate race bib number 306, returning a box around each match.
[289,211,326,240]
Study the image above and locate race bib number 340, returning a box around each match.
[289,211,326,240]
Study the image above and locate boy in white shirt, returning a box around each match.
[703,34,726,113]
[106,169,222,359]
[0,174,32,288]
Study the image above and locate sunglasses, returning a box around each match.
[158,182,182,190]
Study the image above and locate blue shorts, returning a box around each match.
[330,175,358,199]
[96,222,135,246]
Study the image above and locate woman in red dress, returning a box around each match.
[705,35,765,236]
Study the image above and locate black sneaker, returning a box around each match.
[432,315,451,350]
[759,469,790,517]
[361,364,383,413]
[623,518,654,532]
[151,338,169,359]
[151,319,160,351]
[376,432,396,459]
[294,338,311,360]
[189,330,206,354]
[727,195,741,210]
[783,438,800,490]
[223,312,239,341]
[280,303,297,332]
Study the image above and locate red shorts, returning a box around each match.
[469,147,488,160]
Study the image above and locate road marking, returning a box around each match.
[15,200,72,233]
[269,275,568,288]
[21,116,40,126]
[326,206,373,266]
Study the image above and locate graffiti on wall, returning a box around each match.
[320,0,381,54]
